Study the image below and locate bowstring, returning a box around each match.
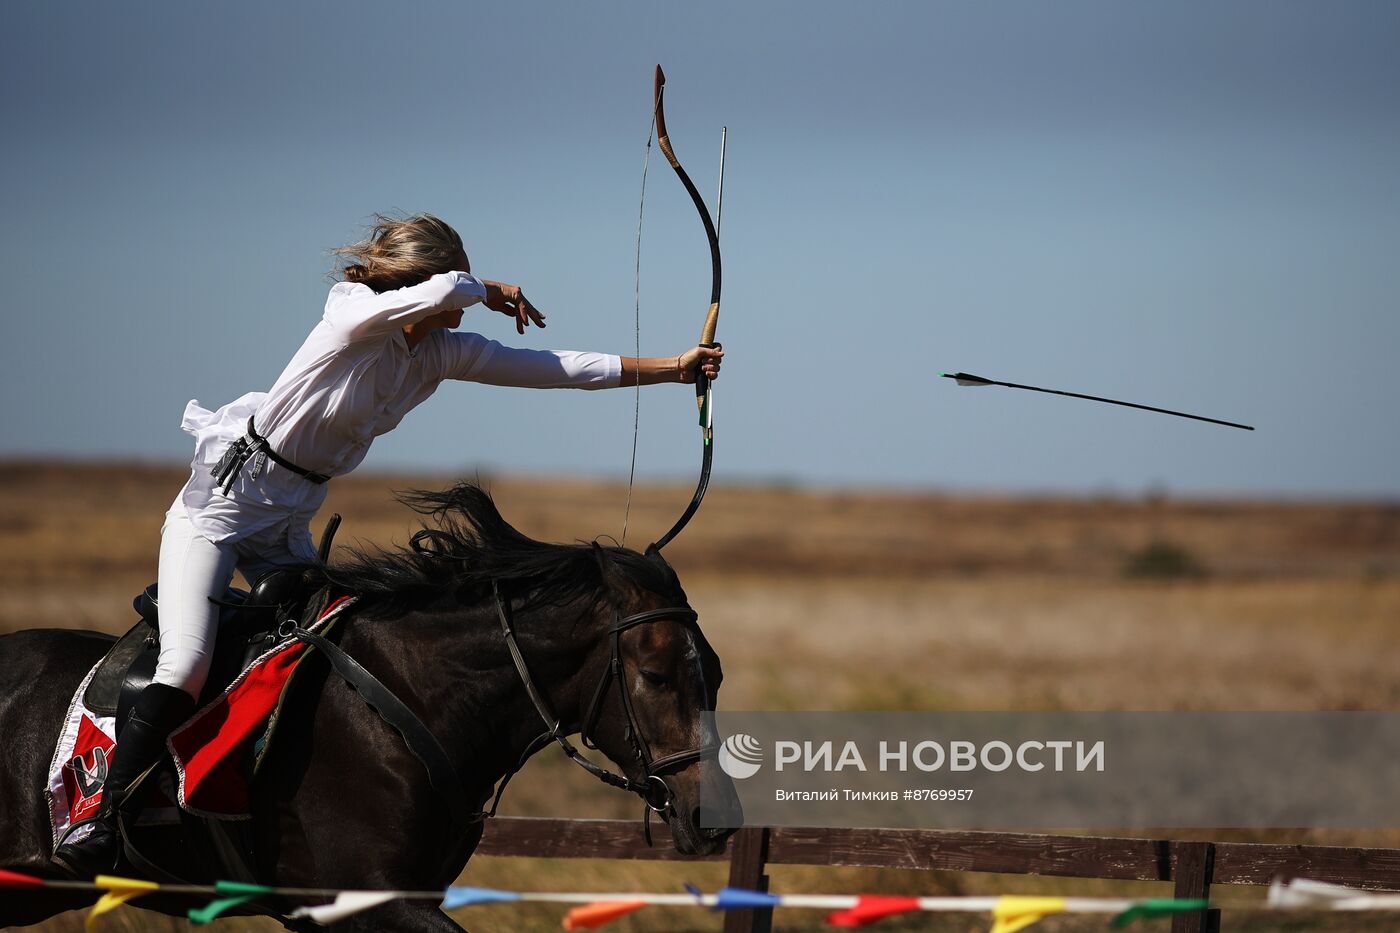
[621,106,657,548]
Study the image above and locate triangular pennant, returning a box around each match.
[563,900,648,929]
[189,894,258,925]
[87,876,160,932]
[214,880,277,896]
[288,891,398,924]
[826,895,922,927]
[93,875,161,892]
[442,886,523,909]
[0,868,46,889]
[715,887,782,910]
[988,895,1066,933]
[1267,878,1361,908]
[1110,898,1211,927]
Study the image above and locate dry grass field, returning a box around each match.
[3,460,1398,931]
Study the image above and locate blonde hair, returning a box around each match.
[333,214,467,292]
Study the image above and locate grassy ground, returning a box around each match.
[2,460,1398,931]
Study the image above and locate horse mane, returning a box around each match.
[323,482,685,615]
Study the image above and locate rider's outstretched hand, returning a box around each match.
[677,344,723,384]
[482,280,547,335]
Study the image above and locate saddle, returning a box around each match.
[84,516,341,723]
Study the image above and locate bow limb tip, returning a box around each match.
[654,65,676,167]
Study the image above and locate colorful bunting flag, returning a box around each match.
[443,885,524,909]
[188,894,258,925]
[988,895,1067,933]
[827,895,922,927]
[0,869,1373,930]
[87,875,160,932]
[1268,878,1360,908]
[0,868,46,889]
[563,900,649,929]
[287,891,399,924]
[715,886,782,910]
[214,880,278,896]
[184,879,280,923]
[1110,898,1211,927]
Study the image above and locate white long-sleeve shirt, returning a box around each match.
[179,272,621,543]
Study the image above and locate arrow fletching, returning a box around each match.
[942,371,995,387]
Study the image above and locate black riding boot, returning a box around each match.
[50,683,195,879]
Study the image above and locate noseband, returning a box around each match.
[491,581,719,819]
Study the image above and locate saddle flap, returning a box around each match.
[91,583,262,719]
[85,618,158,717]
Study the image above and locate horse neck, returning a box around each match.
[489,594,612,737]
[351,595,611,795]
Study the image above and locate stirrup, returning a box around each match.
[50,823,120,880]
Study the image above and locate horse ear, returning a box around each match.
[590,540,610,577]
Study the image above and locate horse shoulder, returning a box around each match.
[251,618,480,890]
[0,628,116,874]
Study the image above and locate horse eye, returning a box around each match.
[639,669,668,688]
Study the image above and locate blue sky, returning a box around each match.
[3,1,1397,497]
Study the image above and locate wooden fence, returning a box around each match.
[476,817,1400,933]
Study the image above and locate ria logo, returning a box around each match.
[718,733,763,779]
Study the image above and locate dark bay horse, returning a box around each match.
[0,483,739,931]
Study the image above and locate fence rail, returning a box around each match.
[476,817,1400,933]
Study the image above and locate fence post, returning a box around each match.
[1172,841,1220,933]
[723,827,773,933]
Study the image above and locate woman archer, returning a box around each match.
[51,213,723,878]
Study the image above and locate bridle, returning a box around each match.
[490,580,720,826]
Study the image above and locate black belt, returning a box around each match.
[211,417,331,495]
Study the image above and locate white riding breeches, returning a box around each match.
[153,498,316,700]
